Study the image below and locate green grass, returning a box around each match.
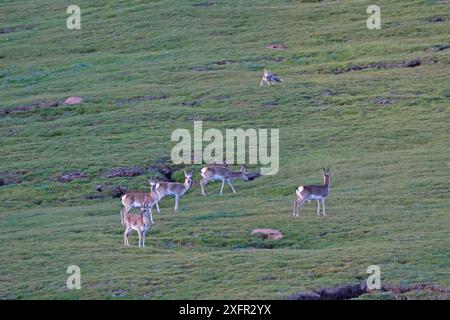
[0,0,449,299]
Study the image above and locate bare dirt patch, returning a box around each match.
[191,65,213,72]
[288,282,450,300]
[0,24,34,34]
[52,171,87,183]
[251,229,283,240]
[431,44,450,52]
[267,43,288,50]
[88,184,128,199]
[115,95,166,106]
[101,167,144,178]
[333,59,421,74]
[427,16,445,23]
[193,1,215,7]
[0,171,25,186]
[215,60,231,65]
[374,97,396,105]
[181,98,202,107]
[1,100,60,116]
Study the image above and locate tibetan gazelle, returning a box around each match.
[151,171,193,212]
[293,168,332,218]
[200,164,249,196]
[120,183,158,225]
[123,208,152,247]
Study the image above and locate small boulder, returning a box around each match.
[251,228,283,240]
[64,96,84,105]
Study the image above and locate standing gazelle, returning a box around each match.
[120,183,158,225]
[200,164,249,196]
[293,168,332,218]
[151,171,193,212]
[123,208,152,247]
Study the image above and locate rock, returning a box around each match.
[251,228,283,240]
[64,96,84,105]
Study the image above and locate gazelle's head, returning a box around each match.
[322,168,332,183]
[184,170,193,185]
[141,208,152,227]
[240,164,249,181]
[148,176,158,192]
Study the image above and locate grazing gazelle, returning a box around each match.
[200,164,249,196]
[120,183,158,225]
[123,208,152,247]
[293,168,332,218]
[151,171,193,212]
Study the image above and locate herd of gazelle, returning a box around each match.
[120,164,332,247]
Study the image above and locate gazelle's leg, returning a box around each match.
[293,199,302,217]
[174,195,179,211]
[149,208,154,224]
[138,230,142,247]
[322,198,326,216]
[220,179,225,195]
[316,200,320,216]
[121,206,132,225]
[155,201,160,213]
[120,209,125,225]
[200,178,209,196]
[124,227,130,246]
[142,231,146,247]
[293,199,298,217]
[295,199,307,217]
[227,179,236,193]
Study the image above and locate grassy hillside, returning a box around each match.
[0,0,449,299]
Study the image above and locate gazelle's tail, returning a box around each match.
[272,75,283,82]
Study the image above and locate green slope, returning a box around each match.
[0,0,449,299]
